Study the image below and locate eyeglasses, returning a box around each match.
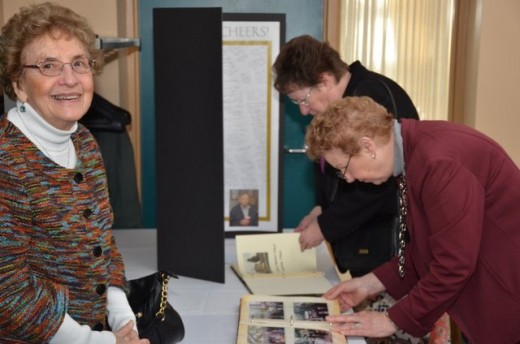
[290,86,314,106]
[23,57,95,77]
[335,154,352,180]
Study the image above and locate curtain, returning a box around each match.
[339,0,456,120]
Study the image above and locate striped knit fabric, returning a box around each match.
[0,115,127,343]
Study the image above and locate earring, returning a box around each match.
[19,102,26,113]
[371,154,376,160]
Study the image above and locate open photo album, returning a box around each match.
[236,294,348,344]
[231,232,340,295]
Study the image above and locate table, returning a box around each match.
[114,229,366,344]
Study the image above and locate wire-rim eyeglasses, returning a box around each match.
[335,154,353,180]
[23,57,95,77]
[290,86,314,107]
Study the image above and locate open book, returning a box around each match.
[232,232,348,295]
[236,294,348,344]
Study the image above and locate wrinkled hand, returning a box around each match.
[298,220,324,251]
[294,206,322,233]
[115,321,149,344]
[323,273,385,312]
[326,310,398,338]
[323,278,369,311]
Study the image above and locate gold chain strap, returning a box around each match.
[155,272,170,321]
[397,175,408,279]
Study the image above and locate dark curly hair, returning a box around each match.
[0,2,103,100]
[272,35,349,94]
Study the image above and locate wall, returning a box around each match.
[472,0,520,165]
[138,0,324,227]
[0,0,142,190]
[452,0,520,166]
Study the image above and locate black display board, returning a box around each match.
[154,8,224,283]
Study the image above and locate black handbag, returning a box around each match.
[127,271,185,343]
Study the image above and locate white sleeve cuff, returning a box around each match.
[49,313,115,344]
[106,286,138,333]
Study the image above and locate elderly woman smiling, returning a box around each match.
[305,96,520,343]
[0,3,148,344]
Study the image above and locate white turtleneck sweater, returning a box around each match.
[7,102,137,343]
[7,101,77,169]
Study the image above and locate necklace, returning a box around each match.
[16,106,74,169]
[397,174,409,278]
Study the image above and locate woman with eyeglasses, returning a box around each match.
[273,35,419,275]
[273,35,437,342]
[0,3,148,344]
[306,96,520,343]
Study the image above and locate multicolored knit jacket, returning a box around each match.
[0,114,127,343]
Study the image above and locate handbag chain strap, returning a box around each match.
[155,272,170,321]
[397,175,408,279]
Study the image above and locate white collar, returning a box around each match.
[7,101,77,168]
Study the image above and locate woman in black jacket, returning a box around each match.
[273,35,419,276]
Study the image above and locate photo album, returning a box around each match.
[231,232,339,296]
[236,294,348,344]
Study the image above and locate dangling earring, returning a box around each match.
[19,99,29,113]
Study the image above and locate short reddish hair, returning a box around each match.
[305,96,394,160]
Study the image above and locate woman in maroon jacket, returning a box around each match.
[305,96,520,343]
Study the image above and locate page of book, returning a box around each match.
[236,294,348,344]
[236,233,318,275]
[233,233,334,295]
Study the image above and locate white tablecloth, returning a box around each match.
[114,229,366,344]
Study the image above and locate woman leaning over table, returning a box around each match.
[305,96,520,343]
[0,3,148,344]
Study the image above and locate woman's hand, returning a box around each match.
[294,206,322,233]
[294,206,325,251]
[323,273,385,311]
[323,278,369,311]
[115,321,150,344]
[326,310,398,338]
[298,220,325,251]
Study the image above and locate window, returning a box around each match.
[337,0,456,120]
